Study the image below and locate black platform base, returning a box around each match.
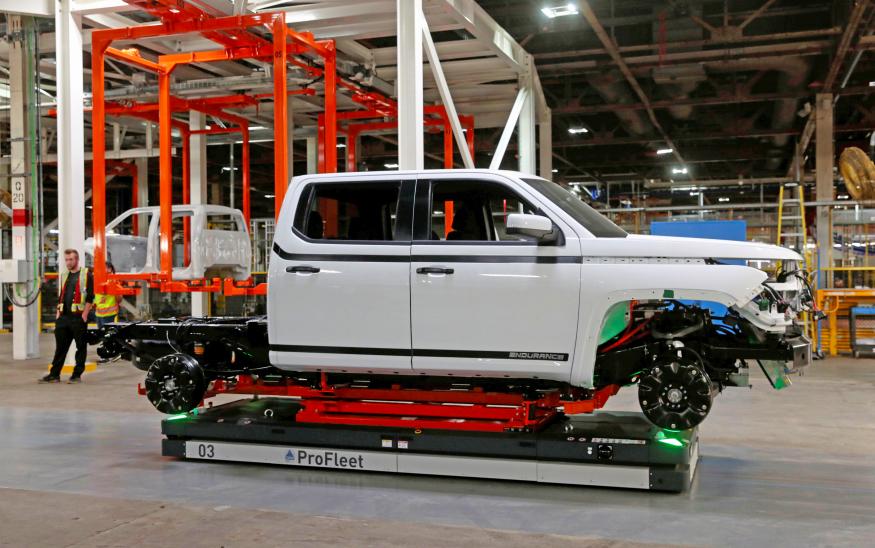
[161,398,698,492]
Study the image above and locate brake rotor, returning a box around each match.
[144,353,206,414]
[638,352,714,430]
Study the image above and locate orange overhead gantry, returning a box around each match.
[90,8,336,296]
[89,2,476,298]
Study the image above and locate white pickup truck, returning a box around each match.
[97,169,813,430]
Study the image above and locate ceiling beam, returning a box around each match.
[578,0,684,165]
[553,85,875,115]
[792,0,871,171]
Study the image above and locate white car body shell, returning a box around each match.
[84,205,251,281]
[267,169,802,388]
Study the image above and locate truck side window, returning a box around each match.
[430,180,540,242]
[294,182,402,241]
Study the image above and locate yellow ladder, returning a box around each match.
[776,182,811,272]
[777,182,817,346]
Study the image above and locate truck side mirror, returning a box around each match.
[506,213,558,243]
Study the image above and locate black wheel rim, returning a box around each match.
[638,356,713,430]
[144,353,206,414]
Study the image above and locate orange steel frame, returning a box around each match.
[90,4,476,298]
[90,11,336,297]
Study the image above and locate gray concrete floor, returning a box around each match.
[1,334,874,547]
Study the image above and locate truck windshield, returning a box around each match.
[522,178,627,238]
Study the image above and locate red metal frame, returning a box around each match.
[89,3,474,298]
[324,104,475,174]
[139,374,620,433]
[90,9,336,297]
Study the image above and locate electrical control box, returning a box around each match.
[0,260,32,283]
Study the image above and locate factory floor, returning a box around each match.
[1,334,874,547]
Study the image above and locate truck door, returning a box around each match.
[268,178,414,373]
[409,176,582,383]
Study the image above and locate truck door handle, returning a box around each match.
[416,266,454,275]
[286,265,320,274]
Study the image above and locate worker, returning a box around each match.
[94,263,119,329]
[40,249,94,384]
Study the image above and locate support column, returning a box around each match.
[306,136,318,174]
[190,112,208,317]
[815,93,833,288]
[9,15,39,359]
[518,61,537,175]
[539,110,553,179]
[134,157,149,318]
[287,100,295,185]
[396,0,424,170]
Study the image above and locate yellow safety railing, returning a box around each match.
[815,266,875,355]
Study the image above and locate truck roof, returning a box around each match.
[291,168,542,183]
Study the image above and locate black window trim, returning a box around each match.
[412,177,566,247]
[291,179,415,245]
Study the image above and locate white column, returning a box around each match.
[396,0,424,170]
[517,62,537,175]
[9,16,39,359]
[287,101,295,184]
[539,110,553,180]
[54,2,85,363]
[190,112,209,317]
[306,136,318,174]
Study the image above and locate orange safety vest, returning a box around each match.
[57,268,89,313]
[94,293,119,318]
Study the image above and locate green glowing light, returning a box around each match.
[655,430,688,448]
[166,413,189,421]
[657,437,686,447]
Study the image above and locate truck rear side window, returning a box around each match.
[294,182,402,241]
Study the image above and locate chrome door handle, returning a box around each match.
[416,266,454,275]
[286,265,320,273]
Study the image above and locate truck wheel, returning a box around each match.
[638,353,714,430]
[144,353,206,414]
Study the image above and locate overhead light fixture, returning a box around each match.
[336,143,346,148]
[248,125,266,131]
[568,127,588,134]
[718,197,730,202]
[221,166,239,172]
[384,163,399,169]
[541,3,579,18]
[656,148,673,155]
[870,81,875,87]
[552,169,559,173]
[672,167,688,175]
[690,191,700,196]
[264,194,275,199]
[838,194,849,199]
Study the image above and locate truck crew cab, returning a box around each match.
[98,169,813,431]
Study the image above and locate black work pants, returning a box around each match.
[50,314,88,378]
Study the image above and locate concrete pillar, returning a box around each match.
[134,157,149,318]
[815,93,834,288]
[517,63,537,175]
[306,136,318,174]
[190,112,209,317]
[396,0,424,170]
[538,110,553,180]
[9,16,39,359]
